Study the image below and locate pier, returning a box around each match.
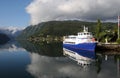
[96,43,120,55]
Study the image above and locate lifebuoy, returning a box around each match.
[92,38,95,41]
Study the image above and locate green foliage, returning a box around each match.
[116,38,120,44]
[16,23,44,39]
[17,20,117,42]
[98,32,106,42]
[95,19,102,41]
[94,19,118,42]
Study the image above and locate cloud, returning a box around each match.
[26,0,120,25]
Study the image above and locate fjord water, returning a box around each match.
[0,41,120,78]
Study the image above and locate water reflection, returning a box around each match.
[27,52,97,78]
[18,41,97,78]
[0,41,26,52]
[63,49,95,66]
[18,41,120,78]
[0,41,33,78]
[96,54,120,78]
[0,40,120,78]
[18,40,63,57]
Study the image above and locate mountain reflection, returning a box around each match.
[18,41,63,57]
[0,41,26,52]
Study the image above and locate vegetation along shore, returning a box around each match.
[17,20,120,52]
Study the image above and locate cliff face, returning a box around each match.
[0,33,10,45]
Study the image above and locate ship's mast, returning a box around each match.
[83,26,88,32]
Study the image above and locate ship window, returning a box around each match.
[78,33,81,35]
[87,33,89,35]
[84,33,86,35]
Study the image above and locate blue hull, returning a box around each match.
[63,43,97,59]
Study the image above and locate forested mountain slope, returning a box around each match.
[17,21,117,41]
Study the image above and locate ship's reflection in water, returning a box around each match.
[27,53,97,78]
[21,41,97,78]
[63,49,95,66]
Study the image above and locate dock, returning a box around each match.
[96,43,120,55]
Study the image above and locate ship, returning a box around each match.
[63,26,97,60]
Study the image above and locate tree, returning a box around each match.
[96,19,102,42]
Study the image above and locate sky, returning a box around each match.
[0,0,120,28]
[0,0,31,28]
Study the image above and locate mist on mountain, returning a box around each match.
[0,27,24,39]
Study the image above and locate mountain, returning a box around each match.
[0,27,24,39]
[17,21,117,41]
[0,33,10,45]
[17,22,44,39]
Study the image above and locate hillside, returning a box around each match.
[17,22,44,39]
[0,33,10,45]
[17,20,117,41]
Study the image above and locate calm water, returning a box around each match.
[0,41,120,78]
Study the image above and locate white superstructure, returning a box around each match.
[63,26,96,44]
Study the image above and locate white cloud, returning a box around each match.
[26,0,120,25]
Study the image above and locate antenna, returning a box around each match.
[83,26,88,32]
